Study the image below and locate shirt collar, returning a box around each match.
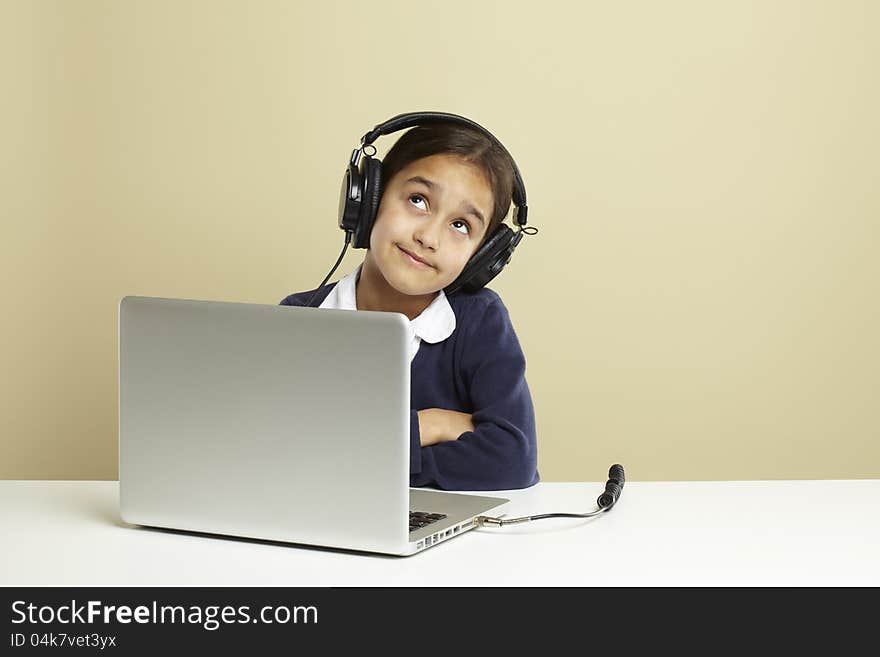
[318,263,456,344]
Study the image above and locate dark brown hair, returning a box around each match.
[379,122,516,247]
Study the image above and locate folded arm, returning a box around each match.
[409,299,539,491]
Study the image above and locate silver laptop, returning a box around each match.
[118,295,509,556]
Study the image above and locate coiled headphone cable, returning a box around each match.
[475,464,625,528]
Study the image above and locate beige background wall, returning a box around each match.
[2,0,878,481]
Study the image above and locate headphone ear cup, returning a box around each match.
[353,157,383,249]
[445,224,519,296]
[338,161,362,235]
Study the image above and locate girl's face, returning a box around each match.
[367,153,494,297]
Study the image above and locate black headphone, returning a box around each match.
[337,111,537,296]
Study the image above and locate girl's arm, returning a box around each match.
[417,408,474,446]
[410,296,539,491]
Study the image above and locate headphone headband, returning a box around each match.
[359,111,528,227]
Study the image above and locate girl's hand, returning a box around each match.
[417,408,475,447]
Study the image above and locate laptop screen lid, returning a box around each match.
[119,295,411,555]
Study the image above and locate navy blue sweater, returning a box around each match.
[279,283,539,491]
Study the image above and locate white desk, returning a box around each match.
[1,480,877,586]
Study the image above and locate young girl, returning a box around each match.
[280,116,538,491]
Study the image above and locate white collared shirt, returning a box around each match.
[318,263,456,362]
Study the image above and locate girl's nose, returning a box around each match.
[412,219,441,251]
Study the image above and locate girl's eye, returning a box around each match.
[408,194,427,210]
[452,219,470,235]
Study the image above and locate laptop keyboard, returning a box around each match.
[409,511,447,532]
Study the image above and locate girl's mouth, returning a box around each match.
[398,245,433,269]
